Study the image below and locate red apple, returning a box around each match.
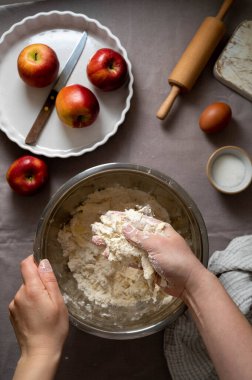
[17,43,59,87]
[55,84,100,128]
[86,48,128,91]
[6,155,48,196]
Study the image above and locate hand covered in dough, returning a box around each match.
[92,209,166,251]
[122,220,204,298]
[91,209,167,279]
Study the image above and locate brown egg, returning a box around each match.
[199,102,232,133]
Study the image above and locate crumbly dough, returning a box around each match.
[58,186,173,318]
[92,207,167,282]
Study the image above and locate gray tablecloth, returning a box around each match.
[1,1,252,379]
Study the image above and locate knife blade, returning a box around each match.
[25,31,88,145]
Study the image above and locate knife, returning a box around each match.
[25,31,88,145]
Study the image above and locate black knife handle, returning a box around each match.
[25,89,58,145]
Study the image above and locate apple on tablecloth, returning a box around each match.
[17,43,59,87]
[6,155,48,196]
[86,48,128,91]
[55,84,100,128]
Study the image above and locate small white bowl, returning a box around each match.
[206,146,252,194]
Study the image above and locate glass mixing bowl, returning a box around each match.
[33,163,208,339]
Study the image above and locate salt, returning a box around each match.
[212,154,245,188]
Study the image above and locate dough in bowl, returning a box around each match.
[58,186,173,321]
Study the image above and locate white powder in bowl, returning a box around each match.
[212,154,245,188]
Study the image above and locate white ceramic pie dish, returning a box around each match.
[0,11,134,158]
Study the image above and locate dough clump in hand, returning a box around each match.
[92,206,167,282]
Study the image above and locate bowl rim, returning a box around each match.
[33,162,209,339]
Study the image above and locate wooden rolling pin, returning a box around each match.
[156,0,234,120]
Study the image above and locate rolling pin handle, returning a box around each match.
[156,85,181,120]
[215,0,234,21]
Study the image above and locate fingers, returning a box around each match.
[123,224,147,244]
[20,255,45,289]
[92,235,106,246]
[14,256,62,304]
[123,222,173,249]
[92,236,110,258]
[38,259,63,303]
[122,224,157,256]
[131,214,164,231]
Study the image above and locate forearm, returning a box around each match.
[183,267,252,380]
[13,353,61,380]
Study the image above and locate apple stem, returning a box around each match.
[108,60,114,70]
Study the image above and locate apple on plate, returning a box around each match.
[55,84,100,128]
[86,48,128,91]
[6,155,48,196]
[17,43,59,87]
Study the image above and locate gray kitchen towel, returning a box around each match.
[164,235,252,380]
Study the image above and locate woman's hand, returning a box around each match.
[93,212,252,380]
[122,219,205,298]
[92,210,206,298]
[123,220,252,380]
[9,255,69,380]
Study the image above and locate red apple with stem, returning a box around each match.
[6,155,48,196]
[86,48,128,91]
[17,43,59,87]
[55,84,100,128]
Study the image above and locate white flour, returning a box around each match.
[58,186,173,319]
[212,154,245,187]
